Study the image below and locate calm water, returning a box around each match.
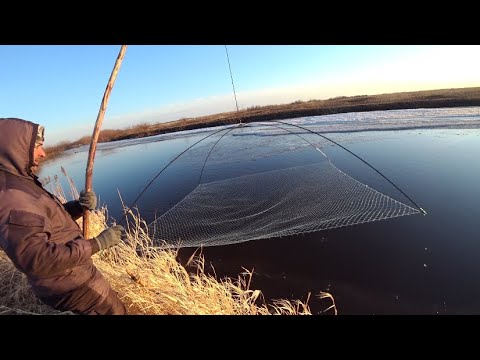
[40,107,480,314]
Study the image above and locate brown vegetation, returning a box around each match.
[0,207,335,315]
[0,174,336,315]
[42,87,480,164]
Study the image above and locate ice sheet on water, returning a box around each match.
[290,106,480,133]
[74,107,480,154]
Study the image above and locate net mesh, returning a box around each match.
[147,124,420,248]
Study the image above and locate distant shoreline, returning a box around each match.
[109,87,480,140]
[43,87,480,163]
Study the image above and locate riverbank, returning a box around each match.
[0,192,327,315]
[43,86,480,162]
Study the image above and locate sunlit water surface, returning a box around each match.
[40,107,480,314]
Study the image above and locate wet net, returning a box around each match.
[146,123,420,248]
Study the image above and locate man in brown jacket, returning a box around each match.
[0,118,127,315]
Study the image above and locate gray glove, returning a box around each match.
[94,225,126,251]
[79,190,97,211]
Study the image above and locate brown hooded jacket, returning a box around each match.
[0,118,112,305]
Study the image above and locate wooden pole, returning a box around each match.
[83,45,127,238]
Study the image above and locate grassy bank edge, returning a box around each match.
[43,87,480,163]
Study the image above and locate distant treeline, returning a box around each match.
[43,87,480,163]
[43,123,151,161]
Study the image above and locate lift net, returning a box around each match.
[147,124,420,248]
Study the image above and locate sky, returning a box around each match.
[1,45,479,145]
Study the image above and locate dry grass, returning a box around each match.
[0,174,336,315]
[96,206,332,315]
[42,86,480,165]
[0,251,71,315]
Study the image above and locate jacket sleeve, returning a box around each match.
[4,209,95,277]
[63,200,84,220]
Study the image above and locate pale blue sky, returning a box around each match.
[1,45,479,144]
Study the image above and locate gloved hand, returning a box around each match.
[79,190,97,211]
[93,225,126,251]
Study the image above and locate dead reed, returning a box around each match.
[0,171,336,315]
